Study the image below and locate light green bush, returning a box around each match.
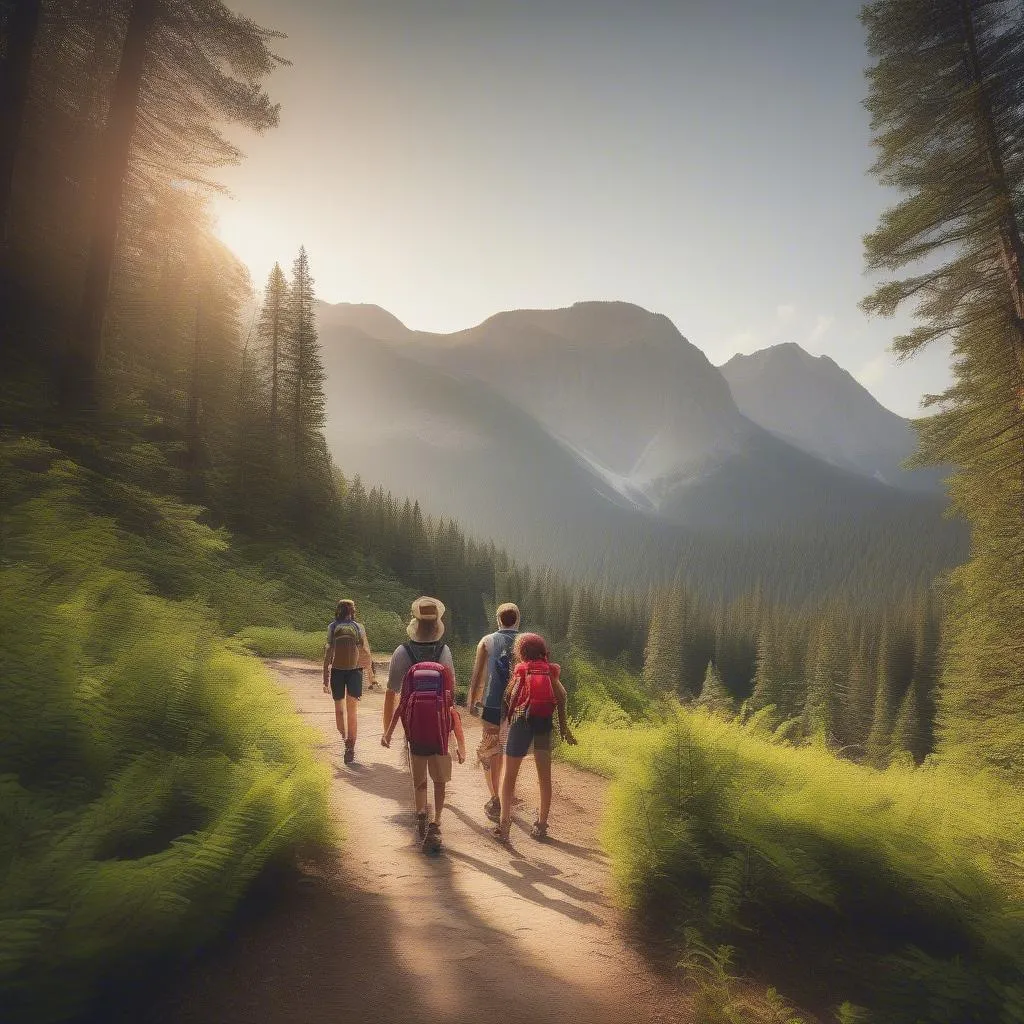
[0,440,331,1023]
[602,707,1024,1023]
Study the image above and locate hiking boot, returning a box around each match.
[530,820,549,842]
[343,741,355,765]
[422,822,442,855]
[484,796,501,822]
[416,812,428,840]
[491,823,510,845]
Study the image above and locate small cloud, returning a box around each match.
[856,353,889,387]
[776,303,797,320]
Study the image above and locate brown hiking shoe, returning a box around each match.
[422,822,442,855]
[344,740,355,765]
[484,797,500,822]
[416,812,428,839]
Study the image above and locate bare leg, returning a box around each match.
[333,699,346,740]
[535,749,552,825]
[488,750,503,800]
[345,694,358,744]
[433,780,446,824]
[411,756,429,814]
[499,755,525,832]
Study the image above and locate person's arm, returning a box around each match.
[382,691,407,747]
[359,624,372,667]
[450,707,466,763]
[467,639,488,713]
[382,647,406,739]
[553,669,576,745]
[322,635,332,694]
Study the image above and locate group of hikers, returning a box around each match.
[322,596,576,855]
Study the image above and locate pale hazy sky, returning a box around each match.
[210,0,953,417]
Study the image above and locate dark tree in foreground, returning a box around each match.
[0,0,42,242]
[67,0,283,409]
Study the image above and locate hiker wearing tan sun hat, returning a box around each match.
[382,597,466,854]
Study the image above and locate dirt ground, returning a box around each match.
[150,658,685,1024]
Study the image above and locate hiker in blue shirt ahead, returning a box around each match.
[468,602,520,823]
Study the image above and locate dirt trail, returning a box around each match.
[155,658,683,1024]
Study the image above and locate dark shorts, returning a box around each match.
[330,668,363,701]
[505,715,553,758]
[481,704,503,726]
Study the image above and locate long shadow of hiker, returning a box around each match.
[345,763,606,923]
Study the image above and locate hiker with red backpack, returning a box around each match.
[493,632,576,844]
[381,597,466,855]
[322,599,371,765]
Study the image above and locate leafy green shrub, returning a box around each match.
[603,708,1024,1023]
[233,626,327,661]
[562,652,650,723]
[0,440,331,1023]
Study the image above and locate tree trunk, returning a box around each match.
[0,0,42,244]
[270,290,279,426]
[958,0,1024,379]
[187,288,201,467]
[65,0,160,409]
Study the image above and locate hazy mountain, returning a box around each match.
[317,300,963,595]
[720,343,944,492]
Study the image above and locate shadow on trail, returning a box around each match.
[139,842,625,1024]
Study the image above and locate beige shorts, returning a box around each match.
[411,752,452,787]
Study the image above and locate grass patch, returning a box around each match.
[233,626,326,662]
[603,707,1024,1023]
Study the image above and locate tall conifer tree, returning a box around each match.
[861,0,1024,777]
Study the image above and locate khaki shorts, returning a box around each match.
[411,752,452,787]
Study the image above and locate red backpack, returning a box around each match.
[399,643,453,754]
[510,660,557,720]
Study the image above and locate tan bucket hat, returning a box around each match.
[407,596,446,642]
[496,602,521,628]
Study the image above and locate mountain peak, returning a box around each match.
[316,301,409,341]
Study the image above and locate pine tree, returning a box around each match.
[258,263,289,431]
[643,588,686,696]
[866,629,898,768]
[696,660,735,718]
[284,246,329,518]
[804,609,849,743]
[891,676,927,763]
[861,0,1024,778]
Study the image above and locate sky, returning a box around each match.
[210,0,953,417]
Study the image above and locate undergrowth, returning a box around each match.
[599,707,1024,1023]
[0,438,331,1023]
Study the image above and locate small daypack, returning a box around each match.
[331,620,362,670]
[509,660,557,721]
[400,642,452,754]
[484,629,517,709]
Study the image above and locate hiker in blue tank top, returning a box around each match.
[468,603,521,823]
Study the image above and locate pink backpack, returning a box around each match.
[399,643,453,754]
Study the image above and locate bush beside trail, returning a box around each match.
[0,440,331,1023]
[596,708,1024,1023]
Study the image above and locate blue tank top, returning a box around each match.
[483,629,518,709]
